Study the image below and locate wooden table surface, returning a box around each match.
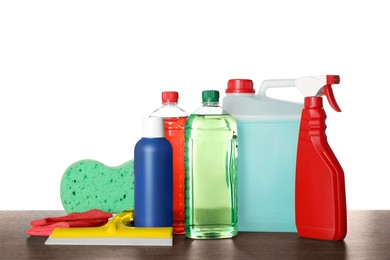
[1,210,389,259]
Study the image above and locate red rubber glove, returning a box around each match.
[27,209,112,236]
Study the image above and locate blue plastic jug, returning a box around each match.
[222,79,302,232]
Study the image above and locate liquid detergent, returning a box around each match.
[185,90,238,239]
[150,91,188,234]
[134,117,173,227]
[295,75,347,240]
[223,79,302,232]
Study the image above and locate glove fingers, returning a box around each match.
[30,209,112,226]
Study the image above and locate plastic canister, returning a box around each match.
[223,79,302,232]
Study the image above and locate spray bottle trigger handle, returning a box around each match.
[323,85,341,112]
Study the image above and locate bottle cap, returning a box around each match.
[162,91,179,103]
[304,96,323,108]
[142,117,165,138]
[202,90,219,102]
[226,79,255,93]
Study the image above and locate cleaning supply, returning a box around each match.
[27,209,112,236]
[295,75,346,240]
[223,79,302,232]
[134,117,173,227]
[45,210,173,246]
[60,159,134,214]
[185,90,238,239]
[150,91,188,234]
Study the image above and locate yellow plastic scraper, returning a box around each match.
[45,210,172,246]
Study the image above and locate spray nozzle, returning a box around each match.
[295,75,341,112]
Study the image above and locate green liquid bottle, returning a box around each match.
[185,90,238,239]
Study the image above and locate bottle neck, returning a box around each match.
[300,96,327,139]
[194,101,224,115]
[162,102,178,106]
[202,101,219,107]
[226,93,255,96]
[304,96,323,109]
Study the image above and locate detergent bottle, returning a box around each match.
[134,117,173,227]
[295,75,347,240]
[150,91,188,234]
[223,79,302,232]
[185,90,238,239]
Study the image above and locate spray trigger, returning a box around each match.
[321,75,341,112]
[322,84,341,112]
[296,75,341,112]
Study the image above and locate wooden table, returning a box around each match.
[1,210,389,259]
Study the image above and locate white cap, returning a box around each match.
[142,116,165,138]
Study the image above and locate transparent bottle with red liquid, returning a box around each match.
[150,91,188,234]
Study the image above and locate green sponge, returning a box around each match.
[60,159,134,214]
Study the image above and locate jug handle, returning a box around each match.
[258,79,296,98]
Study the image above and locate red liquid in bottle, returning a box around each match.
[164,116,187,234]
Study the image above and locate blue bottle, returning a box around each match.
[134,117,173,227]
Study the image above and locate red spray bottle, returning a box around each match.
[295,75,347,240]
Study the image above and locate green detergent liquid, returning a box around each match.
[237,120,299,232]
[185,114,238,239]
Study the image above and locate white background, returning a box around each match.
[0,1,388,210]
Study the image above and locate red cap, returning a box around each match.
[226,79,255,93]
[304,96,323,108]
[162,91,179,103]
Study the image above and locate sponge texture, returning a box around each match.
[60,160,134,214]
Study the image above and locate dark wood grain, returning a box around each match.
[1,210,389,259]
